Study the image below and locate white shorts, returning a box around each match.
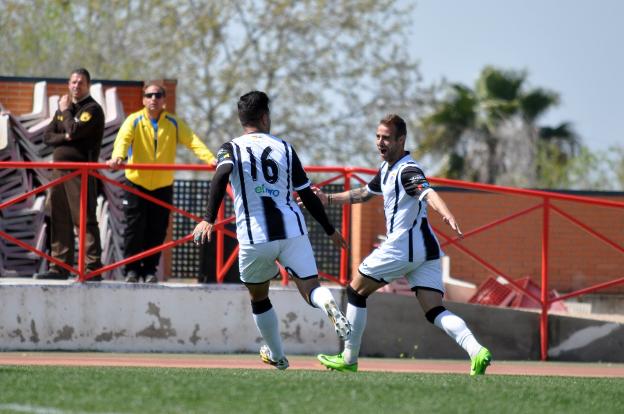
[358,249,444,294]
[238,235,319,284]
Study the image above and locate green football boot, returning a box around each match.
[470,347,492,376]
[317,353,358,372]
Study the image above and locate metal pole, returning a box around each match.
[216,200,225,283]
[78,167,88,282]
[540,198,550,361]
[340,171,352,285]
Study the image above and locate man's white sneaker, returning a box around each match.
[259,345,289,370]
[325,300,352,341]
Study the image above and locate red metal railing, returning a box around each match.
[425,177,624,360]
[311,169,623,360]
[0,162,221,281]
[1,161,623,361]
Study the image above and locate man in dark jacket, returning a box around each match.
[34,68,104,281]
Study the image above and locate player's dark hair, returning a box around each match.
[70,68,91,84]
[380,114,407,139]
[238,91,270,127]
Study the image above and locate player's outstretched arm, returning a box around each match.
[312,186,375,206]
[425,190,464,239]
[298,186,348,250]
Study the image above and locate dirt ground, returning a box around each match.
[1,352,623,377]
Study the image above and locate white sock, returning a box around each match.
[253,307,285,360]
[342,303,367,365]
[310,286,336,316]
[433,310,482,358]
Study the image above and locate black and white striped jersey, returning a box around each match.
[216,133,310,244]
[366,152,442,262]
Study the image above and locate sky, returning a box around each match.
[409,0,623,152]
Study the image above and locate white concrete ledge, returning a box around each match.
[0,280,343,355]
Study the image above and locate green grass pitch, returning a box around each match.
[0,365,622,413]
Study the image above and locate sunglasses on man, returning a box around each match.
[144,92,164,99]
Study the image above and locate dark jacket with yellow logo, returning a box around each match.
[44,95,105,162]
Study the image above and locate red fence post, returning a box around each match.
[77,166,88,282]
[340,171,352,285]
[216,200,225,283]
[540,197,551,361]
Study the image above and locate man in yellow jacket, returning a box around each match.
[107,82,215,283]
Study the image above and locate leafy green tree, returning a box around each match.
[0,0,424,167]
[610,145,624,189]
[539,144,624,191]
[419,66,580,186]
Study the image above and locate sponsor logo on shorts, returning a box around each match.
[255,184,280,197]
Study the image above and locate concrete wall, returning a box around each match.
[2,282,623,362]
[363,292,540,360]
[0,281,341,355]
[362,292,624,362]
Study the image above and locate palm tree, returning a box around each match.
[419,66,579,186]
